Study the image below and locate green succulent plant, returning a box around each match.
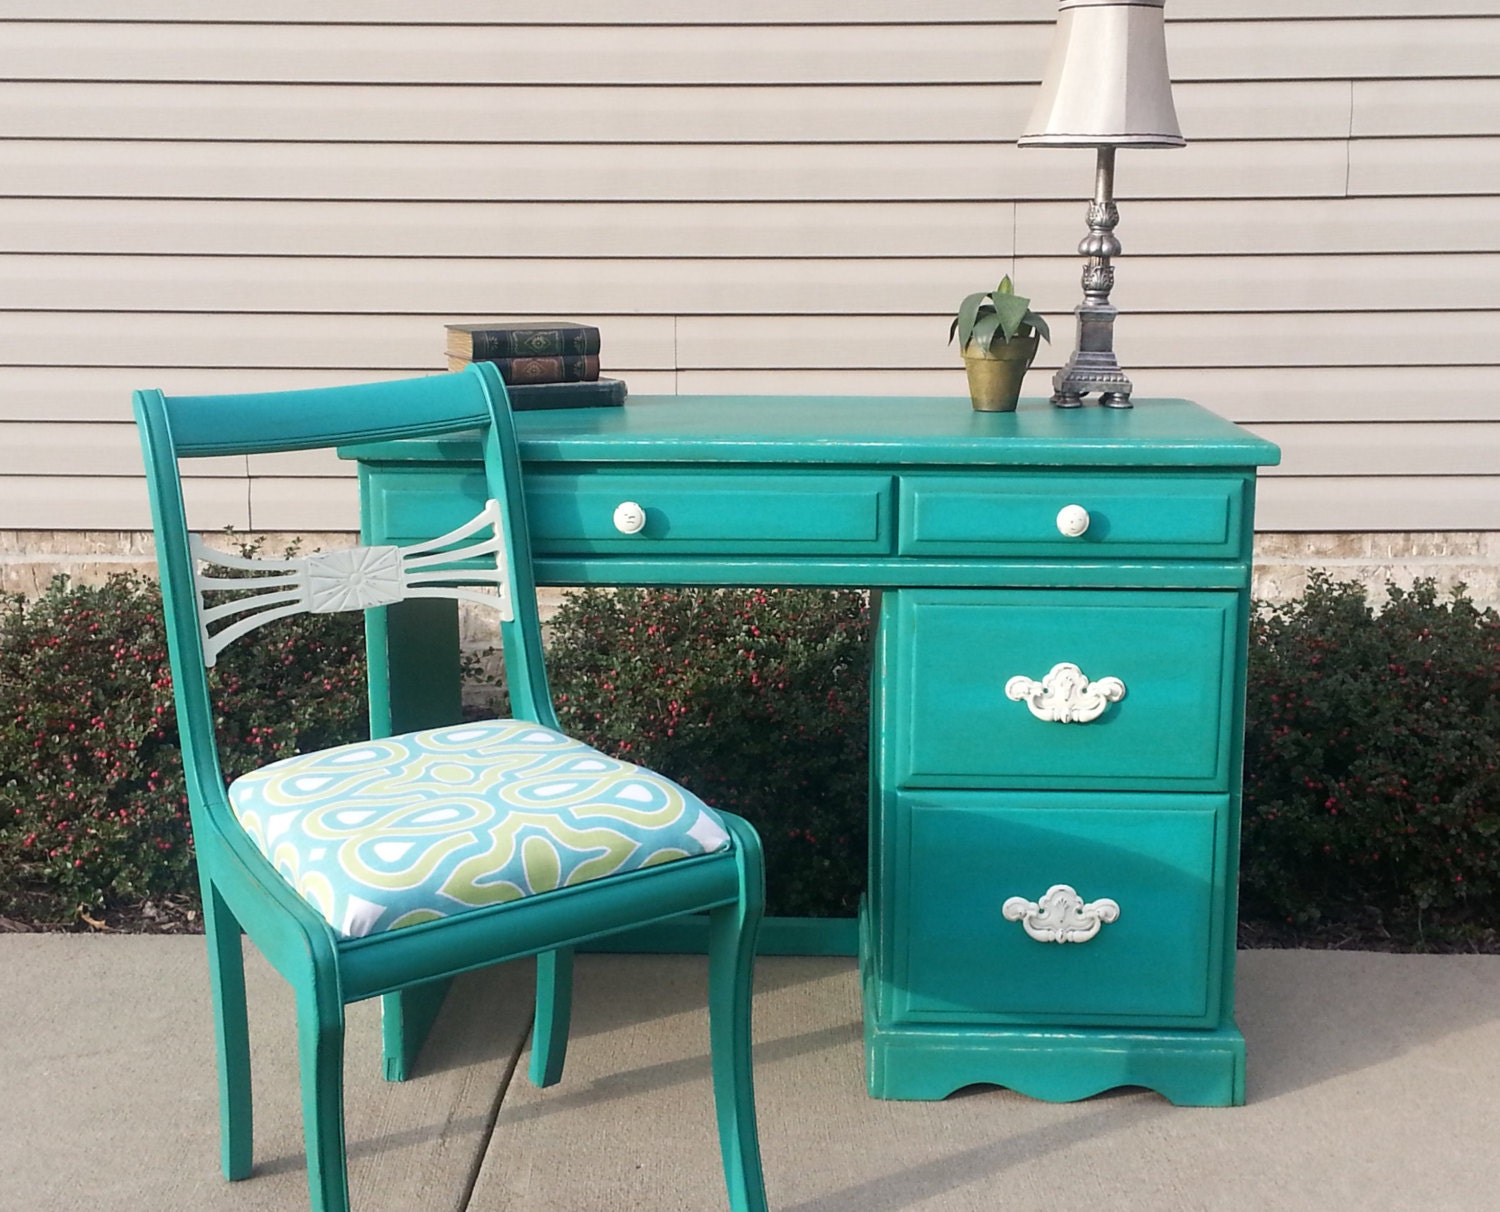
[949,275,1052,354]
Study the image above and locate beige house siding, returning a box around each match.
[0,3,1497,538]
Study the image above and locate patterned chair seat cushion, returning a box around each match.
[227,719,732,938]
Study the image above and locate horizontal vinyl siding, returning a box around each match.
[1,8,1496,533]
[7,253,1496,315]
[2,76,1489,143]
[0,80,1370,143]
[2,196,1493,257]
[0,475,250,531]
[0,140,1362,201]
[2,20,1498,84]
[4,310,1492,375]
[7,3,1500,21]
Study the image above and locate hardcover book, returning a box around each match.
[465,354,601,385]
[447,358,627,408]
[446,320,601,362]
[502,377,629,411]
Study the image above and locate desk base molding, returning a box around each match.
[861,992,1245,1107]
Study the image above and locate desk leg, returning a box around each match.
[367,599,465,1079]
[367,599,464,737]
[381,977,451,1082]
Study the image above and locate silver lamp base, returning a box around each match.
[1051,299,1132,409]
[1050,147,1134,411]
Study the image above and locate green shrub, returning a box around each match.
[1240,574,1500,940]
[0,568,366,925]
[541,587,871,917]
[10,562,1500,945]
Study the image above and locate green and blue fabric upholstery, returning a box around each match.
[229,719,732,938]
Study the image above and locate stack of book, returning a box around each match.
[444,320,627,410]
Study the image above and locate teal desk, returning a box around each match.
[345,394,1280,1106]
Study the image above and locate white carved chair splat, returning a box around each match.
[191,499,513,667]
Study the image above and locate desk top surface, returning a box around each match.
[345,395,1280,469]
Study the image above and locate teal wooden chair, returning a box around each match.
[133,365,768,1212]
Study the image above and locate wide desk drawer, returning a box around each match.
[526,470,894,555]
[899,473,1247,559]
[364,466,894,556]
[893,588,1238,790]
[891,790,1227,1028]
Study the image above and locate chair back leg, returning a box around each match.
[203,882,255,1181]
[529,947,576,1088]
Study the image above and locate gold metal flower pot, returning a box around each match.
[963,335,1040,413]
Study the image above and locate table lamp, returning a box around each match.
[1019,0,1185,409]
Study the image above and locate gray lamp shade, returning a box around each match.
[1019,0,1185,148]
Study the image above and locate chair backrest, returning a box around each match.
[133,364,555,819]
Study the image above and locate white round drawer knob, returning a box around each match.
[612,501,647,535]
[1056,504,1091,537]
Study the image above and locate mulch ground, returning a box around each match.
[0,894,201,935]
[1236,914,1500,954]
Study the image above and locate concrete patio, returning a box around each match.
[5,937,1499,1211]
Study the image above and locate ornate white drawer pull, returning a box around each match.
[1004,661,1125,723]
[1003,884,1120,944]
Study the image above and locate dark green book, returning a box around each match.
[490,376,628,410]
[446,320,601,361]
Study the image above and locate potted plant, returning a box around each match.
[949,275,1051,412]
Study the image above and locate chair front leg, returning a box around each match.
[295,978,350,1212]
[707,820,769,1212]
[529,946,575,1088]
[203,882,254,1181]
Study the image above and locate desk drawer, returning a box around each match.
[364,467,894,556]
[899,473,1247,559]
[893,589,1237,790]
[525,470,894,555]
[891,791,1226,1028]
[365,467,488,546]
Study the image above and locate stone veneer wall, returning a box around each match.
[1250,532,1500,610]
[5,529,1499,614]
